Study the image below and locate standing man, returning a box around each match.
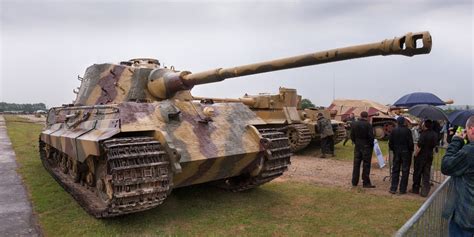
[317,113,334,158]
[441,115,474,236]
[411,120,438,197]
[350,111,375,188]
[388,116,414,194]
[343,113,356,146]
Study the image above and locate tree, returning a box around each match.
[300,98,315,109]
[0,102,47,113]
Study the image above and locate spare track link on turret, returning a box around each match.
[287,124,312,152]
[218,127,292,192]
[39,136,171,218]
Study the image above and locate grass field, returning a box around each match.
[5,115,422,236]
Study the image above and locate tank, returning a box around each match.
[39,32,432,218]
[299,107,347,145]
[194,87,347,152]
[329,99,397,139]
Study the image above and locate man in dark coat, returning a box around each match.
[350,111,375,188]
[441,115,474,236]
[317,113,334,158]
[411,120,438,197]
[388,116,414,194]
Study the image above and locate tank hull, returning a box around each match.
[39,101,291,217]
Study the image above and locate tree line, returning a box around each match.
[0,102,47,113]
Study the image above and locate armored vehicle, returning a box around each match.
[194,87,347,152]
[299,107,347,144]
[39,32,432,218]
[329,99,397,139]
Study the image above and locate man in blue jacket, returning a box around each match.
[441,115,474,236]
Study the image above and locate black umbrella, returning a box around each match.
[393,92,445,107]
[408,104,448,121]
[448,110,474,126]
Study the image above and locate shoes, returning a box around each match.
[409,189,419,194]
[399,191,407,195]
[389,190,396,194]
[320,154,326,158]
[363,184,376,188]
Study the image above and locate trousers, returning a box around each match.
[412,152,433,193]
[352,145,373,186]
[390,150,412,193]
[321,135,334,155]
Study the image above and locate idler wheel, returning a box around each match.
[287,127,300,149]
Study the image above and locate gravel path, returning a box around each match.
[279,146,432,200]
[0,116,40,236]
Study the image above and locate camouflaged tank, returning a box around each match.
[299,107,347,145]
[39,32,432,218]
[194,87,347,152]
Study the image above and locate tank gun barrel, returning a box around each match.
[193,96,256,106]
[148,31,431,99]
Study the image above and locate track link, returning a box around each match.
[333,123,347,145]
[217,127,292,192]
[39,136,171,218]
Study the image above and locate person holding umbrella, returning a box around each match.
[441,115,474,236]
[410,120,438,197]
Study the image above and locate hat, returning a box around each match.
[317,113,324,118]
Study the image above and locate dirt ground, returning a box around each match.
[279,146,432,201]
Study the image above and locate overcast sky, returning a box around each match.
[1,0,472,107]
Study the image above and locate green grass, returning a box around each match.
[5,115,422,236]
[333,140,389,162]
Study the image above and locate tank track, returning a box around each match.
[39,136,171,218]
[217,127,292,192]
[333,124,347,145]
[287,124,312,152]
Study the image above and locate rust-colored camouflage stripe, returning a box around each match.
[96,66,126,105]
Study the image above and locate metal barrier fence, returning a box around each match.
[394,177,452,237]
[431,146,448,184]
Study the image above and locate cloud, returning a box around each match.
[1,0,472,106]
